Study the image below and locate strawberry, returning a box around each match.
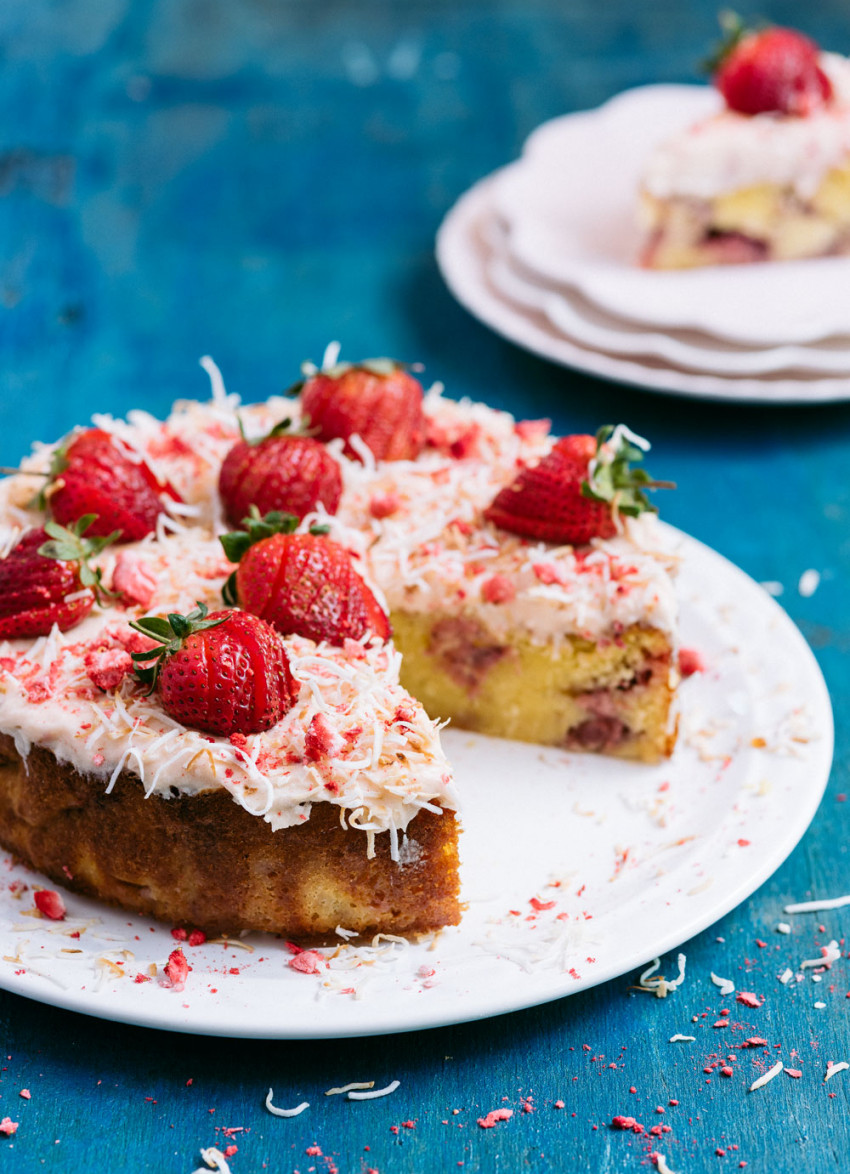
[130,603,296,736]
[0,516,116,639]
[711,18,832,116]
[299,357,425,462]
[484,425,671,546]
[220,510,390,646]
[218,421,342,528]
[34,890,66,920]
[48,428,178,543]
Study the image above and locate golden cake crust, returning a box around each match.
[0,735,460,943]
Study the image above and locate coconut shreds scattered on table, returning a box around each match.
[652,1155,677,1174]
[785,893,850,914]
[636,955,686,997]
[825,1062,849,1082]
[800,940,840,969]
[798,569,821,597]
[669,1034,696,1043]
[748,1061,784,1092]
[265,1090,309,1118]
[348,1080,400,1101]
[192,1147,231,1174]
[710,972,735,996]
[325,1082,375,1096]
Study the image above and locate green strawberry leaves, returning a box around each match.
[582,425,675,519]
[219,508,331,605]
[129,601,229,692]
[38,514,120,603]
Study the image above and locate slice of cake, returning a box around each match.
[0,444,460,940]
[639,22,850,268]
[321,393,678,763]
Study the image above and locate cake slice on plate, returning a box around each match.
[640,20,850,268]
[291,356,679,763]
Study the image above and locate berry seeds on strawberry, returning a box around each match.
[484,424,672,546]
[710,15,832,116]
[0,516,117,640]
[129,603,296,736]
[298,350,426,463]
[47,428,179,543]
[220,509,390,646]
[218,420,342,529]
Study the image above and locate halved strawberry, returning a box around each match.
[48,429,178,542]
[710,17,832,116]
[130,603,296,736]
[218,421,342,528]
[299,357,425,462]
[0,516,117,640]
[484,425,671,546]
[220,510,390,646]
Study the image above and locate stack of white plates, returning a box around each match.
[436,85,850,403]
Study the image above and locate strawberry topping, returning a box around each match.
[130,603,297,736]
[0,518,115,640]
[48,429,176,542]
[300,357,425,462]
[218,423,342,528]
[484,425,670,546]
[712,20,832,116]
[220,510,390,647]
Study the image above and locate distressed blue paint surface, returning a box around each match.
[1,1,850,1170]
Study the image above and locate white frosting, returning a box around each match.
[642,54,850,201]
[0,385,678,837]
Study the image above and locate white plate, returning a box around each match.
[0,525,832,1038]
[492,84,850,346]
[438,176,850,402]
[486,232,850,377]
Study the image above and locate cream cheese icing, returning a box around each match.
[642,53,850,202]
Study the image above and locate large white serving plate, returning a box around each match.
[437,175,850,402]
[491,84,850,346]
[0,525,832,1038]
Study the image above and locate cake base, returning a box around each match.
[0,736,460,942]
[640,163,850,269]
[392,614,676,763]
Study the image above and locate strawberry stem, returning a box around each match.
[129,602,228,692]
[38,515,120,604]
[581,425,674,518]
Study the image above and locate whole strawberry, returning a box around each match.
[48,428,177,543]
[0,516,116,640]
[712,19,832,116]
[484,425,671,546]
[299,356,425,463]
[220,510,390,646]
[130,603,296,736]
[218,421,342,528]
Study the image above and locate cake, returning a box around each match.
[639,22,850,268]
[0,353,679,938]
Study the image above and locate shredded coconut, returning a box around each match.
[785,894,850,914]
[347,1080,400,1100]
[325,1082,375,1096]
[710,972,734,996]
[749,1061,784,1092]
[264,1090,309,1118]
[636,954,686,997]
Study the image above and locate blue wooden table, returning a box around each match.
[2,1,850,1170]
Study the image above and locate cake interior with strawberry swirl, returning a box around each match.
[640,18,850,267]
[0,350,679,939]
